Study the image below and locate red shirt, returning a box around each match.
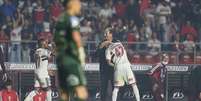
[127,33,136,43]
[140,0,150,15]
[33,91,47,101]
[114,3,127,17]
[50,3,62,20]
[1,90,19,101]
[34,7,45,23]
[181,25,197,40]
[0,33,9,42]
[149,63,167,83]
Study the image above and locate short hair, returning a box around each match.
[162,54,169,60]
[104,27,113,36]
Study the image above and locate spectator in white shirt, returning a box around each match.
[183,34,195,52]
[80,20,93,45]
[10,22,23,62]
[99,3,115,18]
[148,32,161,55]
[155,0,171,41]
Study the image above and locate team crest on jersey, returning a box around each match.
[70,16,79,27]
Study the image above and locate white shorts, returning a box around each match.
[114,63,136,87]
[34,74,51,88]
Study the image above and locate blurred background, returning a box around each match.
[0,0,201,100]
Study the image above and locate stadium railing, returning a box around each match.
[0,40,200,64]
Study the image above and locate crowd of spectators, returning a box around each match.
[0,0,201,63]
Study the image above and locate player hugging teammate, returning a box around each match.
[105,31,140,101]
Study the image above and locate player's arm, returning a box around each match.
[0,48,7,81]
[34,51,40,69]
[105,48,114,67]
[0,48,6,74]
[148,63,161,75]
[24,91,35,101]
[71,17,85,66]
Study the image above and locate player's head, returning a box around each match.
[162,54,169,65]
[5,79,12,91]
[104,27,113,41]
[39,39,49,48]
[62,0,81,15]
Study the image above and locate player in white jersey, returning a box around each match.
[106,41,140,101]
[25,39,52,101]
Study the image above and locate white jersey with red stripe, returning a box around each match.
[106,42,135,86]
[35,48,51,77]
[106,42,130,67]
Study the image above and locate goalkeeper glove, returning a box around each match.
[78,47,86,67]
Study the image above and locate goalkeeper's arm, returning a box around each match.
[72,31,85,66]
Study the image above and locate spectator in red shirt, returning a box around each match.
[33,0,45,34]
[50,0,62,22]
[0,27,9,43]
[139,0,151,16]
[180,21,197,41]
[114,0,127,17]
[1,80,19,101]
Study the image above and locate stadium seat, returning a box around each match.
[131,54,141,64]
[144,54,154,64]
[180,54,193,64]
[195,55,201,64]
[169,53,177,64]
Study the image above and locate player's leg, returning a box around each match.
[112,67,124,101]
[57,57,88,101]
[112,86,120,101]
[131,83,140,101]
[151,80,163,101]
[100,73,109,101]
[126,67,140,101]
[41,77,52,101]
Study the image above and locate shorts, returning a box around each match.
[57,56,87,93]
[114,63,136,87]
[34,74,51,88]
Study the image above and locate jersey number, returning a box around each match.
[115,46,124,57]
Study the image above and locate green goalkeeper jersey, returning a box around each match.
[54,12,80,61]
[54,12,86,88]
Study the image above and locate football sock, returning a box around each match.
[132,84,140,101]
[112,87,119,101]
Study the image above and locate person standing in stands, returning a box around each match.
[96,28,115,101]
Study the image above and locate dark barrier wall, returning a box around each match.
[0,63,197,101]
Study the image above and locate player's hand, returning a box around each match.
[100,41,111,48]
[146,72,152,76]
[75,85,88,100]
[78,47,86,67]
[2,73,7,81]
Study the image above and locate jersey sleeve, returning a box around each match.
[105,47,111,60]
[150,63,162,74]
[24,91,35,101]
[70,16,80,32]
[47,50,52,58]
